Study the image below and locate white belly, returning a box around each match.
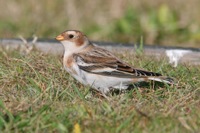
[64,62,132,94]
[83,71,132,92]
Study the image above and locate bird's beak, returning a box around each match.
[55,34,64,41]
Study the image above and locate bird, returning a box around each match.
[55,30,174,95]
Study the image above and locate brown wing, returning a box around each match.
[74,47,161,78]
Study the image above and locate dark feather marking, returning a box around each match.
[74,49,162,78]
[79,65,105,71]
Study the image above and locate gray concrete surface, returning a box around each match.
[1,38,200,66]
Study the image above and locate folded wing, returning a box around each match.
[73,47,162,78]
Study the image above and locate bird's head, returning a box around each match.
[55,30,90,52]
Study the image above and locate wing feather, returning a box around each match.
[74,47,161,78]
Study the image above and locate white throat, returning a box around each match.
[61,40,88,57]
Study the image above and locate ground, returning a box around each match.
[0,48,199,133]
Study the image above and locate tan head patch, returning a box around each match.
[75,35,85,47]
[60,30,86,47]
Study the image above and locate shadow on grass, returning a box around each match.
[110,81,167,96]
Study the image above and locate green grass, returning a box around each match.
[0,48,200,133]
[1,1,200,47]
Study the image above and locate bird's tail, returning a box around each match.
[148,76,175,84]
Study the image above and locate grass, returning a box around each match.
[1,0,200,47]
[0,47,199,133]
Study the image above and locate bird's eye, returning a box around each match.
[69,34,74,39]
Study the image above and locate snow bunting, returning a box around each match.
[55,30,174,94]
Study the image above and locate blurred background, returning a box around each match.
[0,0,200,47]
